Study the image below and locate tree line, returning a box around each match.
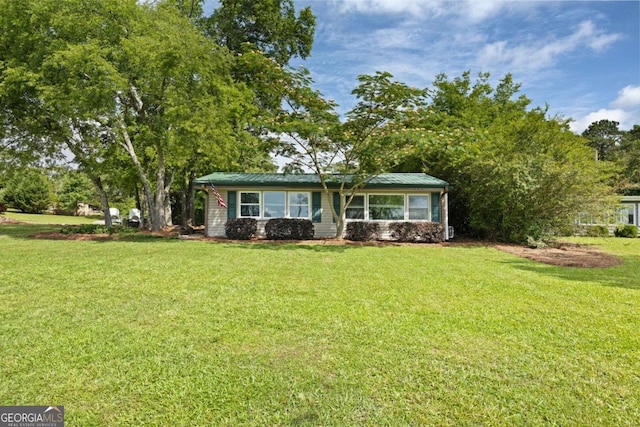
[1,0,637,241]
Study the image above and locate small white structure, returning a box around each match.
[109,207,121,225]
[128,208,141,227]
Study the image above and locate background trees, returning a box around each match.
[0,0,277,230]
[0,1,630,241]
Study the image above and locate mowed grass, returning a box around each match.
[0,225,639,426]
[4,210,98,225]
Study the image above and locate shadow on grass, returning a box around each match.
[0,223,182,243]
[216,241,369,253]
[0,223,57,239]
[500,256,640,290]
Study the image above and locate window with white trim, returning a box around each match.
[368,194,404,220]
[264,191,285,218]
[238,191,312,219]
[343,193,435,221]
[408,195,429,220]
[240,192,260,217]
[289,192,310,218]
[619,204,635,225]
[345,195,365,219]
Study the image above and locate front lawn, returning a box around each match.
[0,225,638,426]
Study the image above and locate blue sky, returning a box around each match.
[281,0,639,133]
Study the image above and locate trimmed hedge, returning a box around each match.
[585,225,610,237]
[265,218,314,240]
[345,222,380,241]
[389,222,445,243]
[614,224,638,238]
[225,218,257,240]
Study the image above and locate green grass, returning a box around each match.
[1,224,639,426]
[3,209,99,224]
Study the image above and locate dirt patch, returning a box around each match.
[494,243,621,268]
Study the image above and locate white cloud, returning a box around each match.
[612,85,640,109]
[476,20,621,73]
[331,0,516,22]
[570,108,629,133]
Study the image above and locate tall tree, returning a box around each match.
[207,0,315,66]
[582,119,622,162]
[614,124,640,195]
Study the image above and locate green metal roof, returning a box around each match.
[194,172,448,189]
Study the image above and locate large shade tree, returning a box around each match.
[0,0,257,230]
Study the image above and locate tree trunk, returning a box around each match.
[120,126,169,231]
[91,176,112,228]
[186,169,197,226]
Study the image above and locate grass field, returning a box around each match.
[0,223,638,426]
[3,210,99,225]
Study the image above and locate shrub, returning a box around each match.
[585,225,610,237]
[0,202,6,214]
[389,222,445,243]
[61,224,111,234]
[225,218,257,240]
[60,224,141,235]
[345,222,380,241]
[3,169,53,213]
[265,218,314,240]
[614,224,638,238]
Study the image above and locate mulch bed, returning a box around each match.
[494,243,621,268]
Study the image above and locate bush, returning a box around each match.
[614,224,638,238]
[225,218,257,240]
[389,222,445,243]
[60,224,140,235]
[0,202,6,214]
[265,218,314,240]
[61,224,111,234]
[345,222,380,241]
[585,225,610,237]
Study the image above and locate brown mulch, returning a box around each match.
[18,227,622,268]
[494,243,621,268]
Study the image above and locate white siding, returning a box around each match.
[314,191,337,238]
[205,189,229,237]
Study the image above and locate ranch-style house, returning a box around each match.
[194,172,451,239]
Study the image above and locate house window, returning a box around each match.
[289,192,310,218]
[408,195,429,220]
[264,191,285,218]
[620,204,635,225]
[345,195,365,219]
[240,192,260,217]
[369,194,404,220]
